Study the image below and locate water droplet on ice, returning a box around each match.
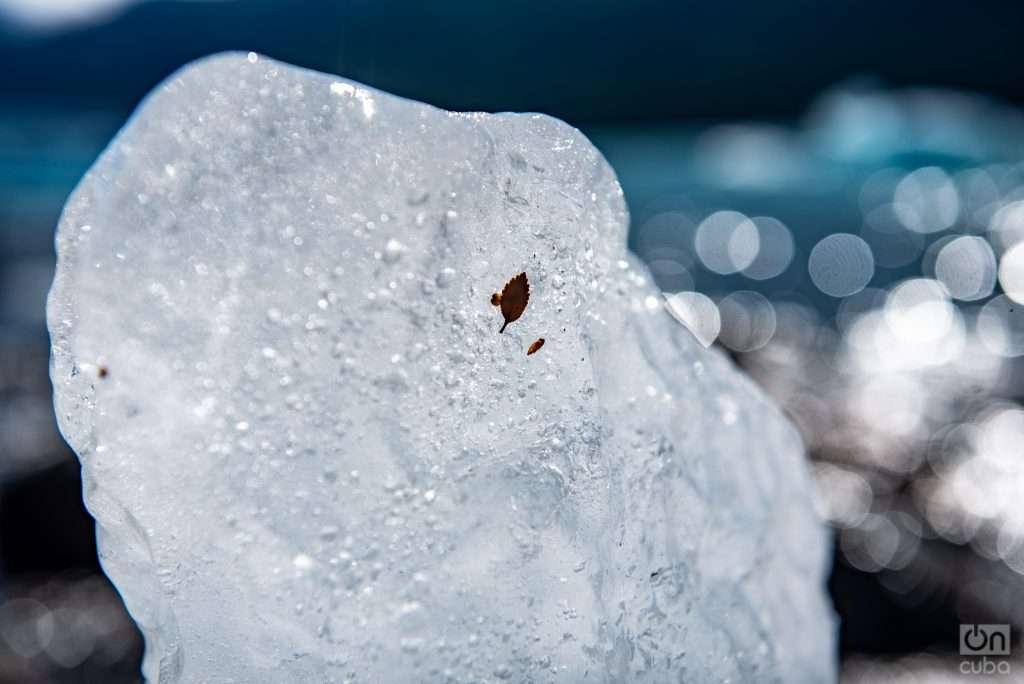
[436,268,456,289]
[383,239,406,263]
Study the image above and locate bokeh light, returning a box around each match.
[636,86,1024,679]
[694,210,760,275]
[884,278,956,345]
[998,241,1024,302]
[743,216,795,280]
[978,295,1024,357]
[934,236,997,301]
[861,203,925,268]
[809,233,875,297]
[893,167,960,234]
[717,291,777,352]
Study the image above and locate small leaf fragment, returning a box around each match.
[498,272,529,333]
[527,338,545,355]
[490,292,502,306]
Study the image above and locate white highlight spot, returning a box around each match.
[331,82,377,120]
[884,278,954,344]
[664,292,721,347]
[988,201,1024,253]
[293,554,314,572]
[998,242,1024,303]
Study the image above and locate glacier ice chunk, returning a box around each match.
[48,53,835,682]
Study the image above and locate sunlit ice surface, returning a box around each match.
[47,53,835,683]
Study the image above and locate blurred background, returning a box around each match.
[3,1,1024,681]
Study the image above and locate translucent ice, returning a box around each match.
[48,53,835,682]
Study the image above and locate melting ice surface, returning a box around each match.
[48,53,835,682]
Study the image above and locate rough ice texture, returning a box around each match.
[48,53,835,683]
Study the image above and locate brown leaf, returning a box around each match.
[498,272,529,333]
[490,292,502,306]
[527,338,545,355]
